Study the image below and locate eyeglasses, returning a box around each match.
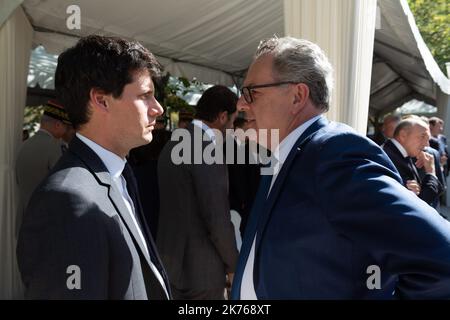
[240,81,297,104]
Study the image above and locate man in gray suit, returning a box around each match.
[15,100,73,235]
[157,85,239,299]
[17,35,171,299]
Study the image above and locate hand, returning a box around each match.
[416,151,435,175]
[440,155,448,167]
[226,273,234,290]
[406,179,421,195]
[415,156,424,169]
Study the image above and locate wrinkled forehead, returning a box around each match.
[411,123,430,134]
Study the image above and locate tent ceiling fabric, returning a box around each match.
[22,0,448,115]
[371,0,450,117]
[22,0,284,86]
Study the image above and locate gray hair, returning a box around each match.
[255,36,334,112]
[393,116,429,138]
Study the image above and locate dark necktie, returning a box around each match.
[121,164,170,300]
[60,143,68,154]
[406,157,421,182]
[231,164,273,299]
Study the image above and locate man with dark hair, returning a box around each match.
[429,117,450,177]
[17,35,170,300]
[157,85,239,299]
[231,36,450,299]
[228,115,262,237]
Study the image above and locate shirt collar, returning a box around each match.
[272,115,323,167]
[191,119,216,144]
[76,133,126,179]
[391,138,409,158]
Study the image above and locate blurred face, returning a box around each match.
[224,110,239,131]
[106,69,164,152]
[237,55,293,135]
[400,124,430,157]
[383,120,398,139]
[430,121,444,137]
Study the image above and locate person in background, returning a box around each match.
[128,116,171,238]
[373,114,400,146]
[227,115,262,237]
[383,116,443,208]
[157,85,239,299]
[15,100,72,235]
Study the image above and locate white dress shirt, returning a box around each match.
[240,115,322,299]
[76,133,169,298]
[390,138,409,158]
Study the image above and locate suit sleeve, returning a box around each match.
[191,158,239,274]
[17,189,110,299]
[419,173,443,205]
[315,133,450,299]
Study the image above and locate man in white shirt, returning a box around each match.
[17,35,170,299]
[231,36,450,299]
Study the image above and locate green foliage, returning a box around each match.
[162,74,206,115]
[23,106,44,134]
[408,0,450,74]
[164,94,195,114]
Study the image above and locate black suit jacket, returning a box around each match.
[157,123,238,292]
[383,139,443,207]
[17,137,171,299]
[226,137,261,236]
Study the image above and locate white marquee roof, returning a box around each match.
[20,0,450,114]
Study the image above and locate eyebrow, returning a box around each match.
[139,88,154,95]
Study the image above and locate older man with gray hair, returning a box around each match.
[231,36,450,299]
[383,116,443,207]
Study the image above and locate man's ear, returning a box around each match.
[397,129,407,143]
[292,83,309,114]
[89,88,109,111]
[219,110,228,123]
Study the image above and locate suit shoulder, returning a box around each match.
[312,121,377,151]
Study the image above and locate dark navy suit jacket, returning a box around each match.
[232,117,450,299]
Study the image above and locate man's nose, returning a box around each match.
[237,95,250,112]
[150,99,164,116]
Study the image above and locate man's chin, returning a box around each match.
[142,133,153,144]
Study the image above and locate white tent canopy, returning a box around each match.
[370,0,450,117]
[23,0,284,86]
[21,0,449,116]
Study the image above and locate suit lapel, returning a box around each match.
[68,137,153,267]
[255,117,329,250]
[384,140,420,183]
[107,180,153,266]
[122,164,172,294]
